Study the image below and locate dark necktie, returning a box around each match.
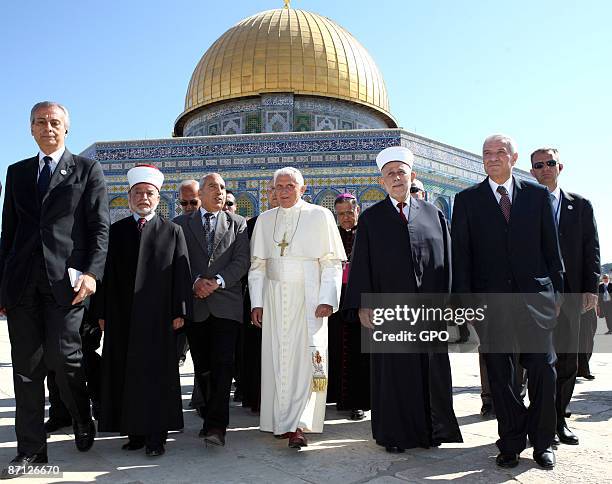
[496,186,511,223]
[38,156,52,197]
[203,212,215,255]
[137,217,147,232]
[397,202,408,224]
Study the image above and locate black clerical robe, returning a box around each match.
[327,225,370,411]
[344,196,462,449]
[98,215,191,435]
[240,215,262,412]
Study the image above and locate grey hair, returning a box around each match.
[199,173,224,186]
[179,179,199,191]
[30,101,70,129]
[273,167,305,186]
[483,134,518,155]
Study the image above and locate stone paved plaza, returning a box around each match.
[0,321,610,483]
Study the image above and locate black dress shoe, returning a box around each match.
[495,453,519,468]
[533,447,555,469]
[204,428,226,446]
[480,403,495,419]
[552,434,560,448]
[1,453,48,480]
[121,440,145,451]
[350,409,365,421]
[73,420,96,452]
[44,417,72,433]
[557,424,579,445]
[584,374,595,380]
[145,445,165,457]
[385,446,405,453]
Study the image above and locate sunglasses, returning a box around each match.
[179,199,199,206]
[532,160,558,170]
[225,201,235,207]
[410,187,422,194]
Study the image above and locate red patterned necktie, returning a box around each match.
[137,217,147,232]
[397,202,408,223]
[496,186,511,222]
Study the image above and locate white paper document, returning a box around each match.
[68,268,83,288]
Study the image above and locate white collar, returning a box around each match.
[389,194,410,207]
[488,175,514,196]
[38,147,65,164]
[200,207,221,217]
[549,185,561,200]
[278,198,305,213]
[132,212,156,222]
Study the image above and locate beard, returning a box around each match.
[129,201,158,217]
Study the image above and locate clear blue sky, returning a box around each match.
[2,0,611,262]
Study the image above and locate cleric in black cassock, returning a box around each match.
[344,146,462,453]
[240,182,278,413]
[327,193,370,420]
[98,165,191,457]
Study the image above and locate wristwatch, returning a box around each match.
[214,275,223,287]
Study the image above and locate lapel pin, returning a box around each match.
[60,169,67,176]
[567,205,573,210]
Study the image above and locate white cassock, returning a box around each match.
[249,198,346,434]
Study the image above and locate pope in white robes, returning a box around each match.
[249,167,346,448]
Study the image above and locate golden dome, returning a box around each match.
[175,7,395,134]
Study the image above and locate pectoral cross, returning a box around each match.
[277,233,289,256]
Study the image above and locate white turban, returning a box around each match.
[127,164,164,191]
[376,146,414,171]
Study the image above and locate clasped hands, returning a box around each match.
[193,277,220,299]
[250,304,333,328]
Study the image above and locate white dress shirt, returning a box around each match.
[197,207,225,288]
[488,176,514,203]
[389,195,410,221]
[132,212,156,222]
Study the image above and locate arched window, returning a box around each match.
[315,189,340,212]
[236,193,256,218]
[157,197,171,218]
[109,196,130,224]
[433,196,451,219]
[358,187,386,210]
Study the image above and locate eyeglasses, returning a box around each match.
[532,160,558,170]
[410,187,422,194]
[179,199,199,206]
[225,201,235,207]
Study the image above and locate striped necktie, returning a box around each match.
[203,212,215,255]
[496,186,511,223]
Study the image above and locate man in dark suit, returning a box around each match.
[173,173,249,447]
[0,102,109,474]
[599,274,612,333]
[452,134,564,469]
[530,147,600,446]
